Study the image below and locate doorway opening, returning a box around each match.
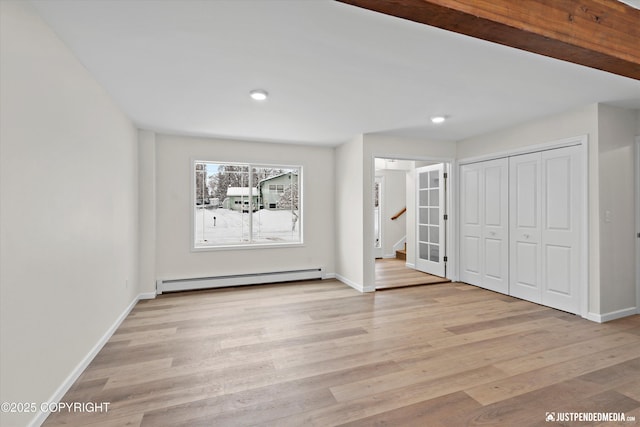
[373,157,452,290]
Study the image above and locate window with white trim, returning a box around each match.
[194,161,301,248]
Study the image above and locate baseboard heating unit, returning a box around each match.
[156,268,324,294]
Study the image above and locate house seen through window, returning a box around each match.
[194,162,301,248]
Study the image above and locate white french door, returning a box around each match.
[459,158,509,294]
[416,164,446,277]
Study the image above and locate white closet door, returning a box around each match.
[482,160,509,293]
[460,163,483,286]
[462,145,583,315]
[509,152,542,303]
[460,158,509,293]
[541,146,582,314]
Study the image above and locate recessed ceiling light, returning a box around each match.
[249,89,268,101]
[430,116,447,124]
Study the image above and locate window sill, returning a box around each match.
[192,242,305,252]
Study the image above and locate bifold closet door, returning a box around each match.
[540,146,582,314]
[509,152,542,303]
[460,158,509,294]
[509,146,582,314]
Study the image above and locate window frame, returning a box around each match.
[191,160,303,251]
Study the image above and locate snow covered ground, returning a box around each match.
[195,207,299,246]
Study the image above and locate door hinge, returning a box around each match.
[637,232,640,238]
[443,172,448,179]
[444,214,448,220]
[444,256,448,262]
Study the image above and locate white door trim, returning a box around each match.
[636,137,640,314]
[374,175,384,259]
[458,135,587,166]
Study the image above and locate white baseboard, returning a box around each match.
[29,292,153,427]
[157,268,323,294]
[586,306,638,323]
[335,274,375,293]
[392,237,406,253]
[405,262,415,269]
[383,253,396,259]
[139,292,156,300]
[323,272,336,280]
[585,312,603,323]
[335,273,364,292]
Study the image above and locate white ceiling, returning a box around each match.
[30,0,640,146]
[619,0,640,8]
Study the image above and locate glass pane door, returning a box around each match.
[416,164,446,277]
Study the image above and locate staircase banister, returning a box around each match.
[390,207,406,220]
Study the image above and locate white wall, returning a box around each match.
[597,104,638,315]
[154,133,335,281]
[377,169,406,257]
[335,135,365,290]
[0,3,139,426]
[456,104,598,159]
[138,130,157,294]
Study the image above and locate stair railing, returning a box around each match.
[390,207,406,220]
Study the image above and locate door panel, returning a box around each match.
[463,236,480,274]
[509,152,542,303]
[482,160,509,293]
[516,242,538,286]
[545,244,572,295]
[416,164,446,277]
[541,146,581,313]
[515,162,538,227]
[460,158,508,293]
[464,171,480,225]
[484,165,504,226]
[460,165,482,284]
[545,156,572,230]
[484,238,504,278]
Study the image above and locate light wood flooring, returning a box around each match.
[375,257,450,289]
[44,280,640,426]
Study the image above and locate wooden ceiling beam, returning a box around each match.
[337,0,640,80]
